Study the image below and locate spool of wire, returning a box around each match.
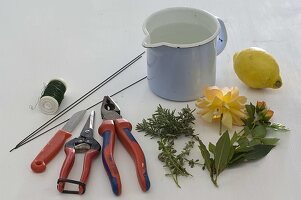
[38,79,67,115]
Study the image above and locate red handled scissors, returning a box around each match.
[57,110,101,194]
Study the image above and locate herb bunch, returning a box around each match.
[136,105,199,187]
[198,101,288,187]
[136,105,196,140]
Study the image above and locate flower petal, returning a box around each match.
[232,113,244,126]
[196,99,210,108]
[197,85,247,131]
[222,111,233,129]
[223,91,232,102]
[204,87,223,100]
[202,110,215,122]
[228,96,247,109]
[197,108,211,115]
[230,87,239,98]
[209,96,223,109]
[230,108,247,119]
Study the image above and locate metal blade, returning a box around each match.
[82,110,95,131]
[80,111,95,138]
[62,110,86,132]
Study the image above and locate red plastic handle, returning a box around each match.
[57,148,99,194]
[57,147,76,192]
[79,149,100,194]
[114,119,150,192]
[31,130,72,173]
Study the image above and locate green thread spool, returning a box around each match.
[38,79,67,115]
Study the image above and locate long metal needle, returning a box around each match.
[10,52,145,152]
[10,76,147,151]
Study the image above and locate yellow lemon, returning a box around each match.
[233,47,282,89]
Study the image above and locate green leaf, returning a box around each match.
[230,132,239,145]
[245,103,256,118]
[249,139,261,146]
[235,145,254,153]
[242,144,275,161]
[209,158,216,186]
[209,142,216,154]
[269,123,289,131]
[244,126,252,136]
[237,137,249,147]
[228,146,235,162]
[214,131,231,175]
[261,138,280,145]
[252,125,267,138]
[198,140,212,173]
[228,152,247,166]
[229,144,274,166]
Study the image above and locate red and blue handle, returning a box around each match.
[114,119,150,192]
[98,119,150,195]
[98,120,122,195]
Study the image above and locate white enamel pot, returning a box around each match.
[142,7,227,101]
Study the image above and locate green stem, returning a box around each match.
[237,128,244,135]
[171,173,181,188]
[168,154,190,176]
[219,114,223,135]
[211,174,219,187]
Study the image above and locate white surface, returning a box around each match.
[0,0,300,199]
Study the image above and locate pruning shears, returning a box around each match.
[57,110,101,194]
[98,96,150,195]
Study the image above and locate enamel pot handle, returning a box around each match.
[216,18,227,55]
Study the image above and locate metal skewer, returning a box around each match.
[10,52,145,152]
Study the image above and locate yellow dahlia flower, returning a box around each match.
[196,86,247,130]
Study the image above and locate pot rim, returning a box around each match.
[142,7,221,48]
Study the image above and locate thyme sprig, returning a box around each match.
[136,105,199,187]
[158,139,198,187]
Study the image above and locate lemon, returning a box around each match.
[233,47,282,89]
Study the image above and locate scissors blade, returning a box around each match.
[81,110,95,133]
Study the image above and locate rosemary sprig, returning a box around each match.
[136,105,196,140]
[136,105,199,187]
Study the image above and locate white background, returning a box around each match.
[0,0,300,199]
